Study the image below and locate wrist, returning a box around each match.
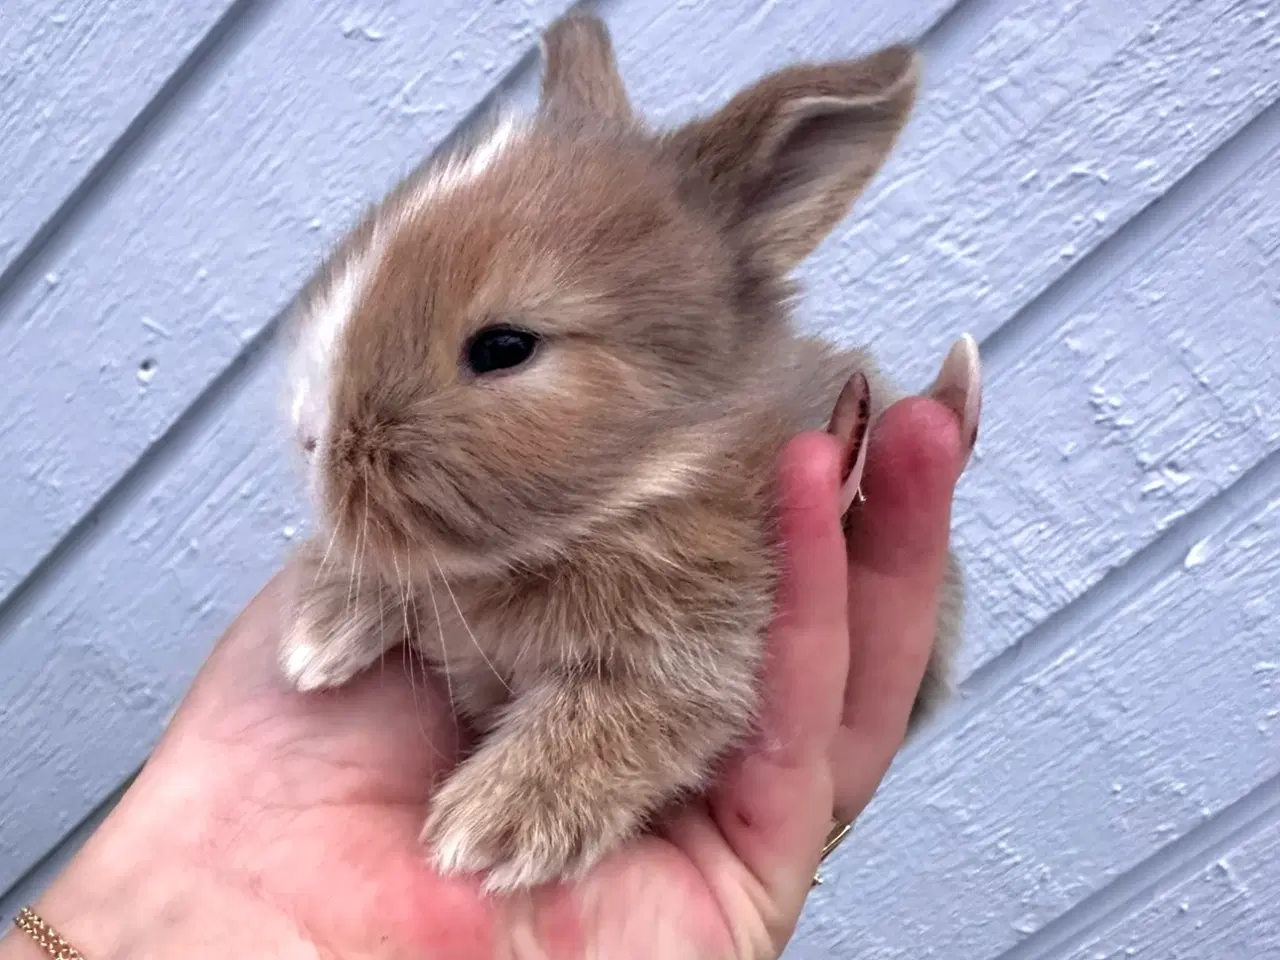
[1,781,308,960]
[5,850,307,960]
[3,815,195,960]
[0,918,48,960]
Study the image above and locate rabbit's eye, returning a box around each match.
[466,326,541,375]
[302,437,317,456]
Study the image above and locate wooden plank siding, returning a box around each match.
[1,1,1276,956]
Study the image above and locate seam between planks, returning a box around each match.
[868,447,1280,955]
[0,770,138,915]
[918,0,1020,62]
[995,770,1280,960]
[0,0,274,317]
[980,95,1280,381]
[964,445,1280,704]
[0,309,280,648]
[908,443,1280,754]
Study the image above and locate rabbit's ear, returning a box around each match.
[667,45,919,273]
[539,13,633,123]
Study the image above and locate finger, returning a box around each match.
[760,432,852,758]
[830,396,964,821]
[705,432,850,926]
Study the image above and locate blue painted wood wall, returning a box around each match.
[2,1,1277,956]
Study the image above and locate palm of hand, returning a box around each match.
[150,593,747,960]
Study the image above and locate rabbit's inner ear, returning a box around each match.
[666,45,920,274]
[538,13,633,123]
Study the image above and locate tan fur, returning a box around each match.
[278,13,962,892]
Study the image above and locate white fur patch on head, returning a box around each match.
[405,114,522,216]
[286,230,386,508]
[287,116,524,436]
[285,115,527,511]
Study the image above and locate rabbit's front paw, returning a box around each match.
[279,615,373,691]
[423,748,634,893]
[279,539,407,692]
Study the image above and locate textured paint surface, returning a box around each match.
[0,0,240,278]
[1060,814,1280,960]
[1,1,1277,957]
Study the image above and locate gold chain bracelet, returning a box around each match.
[13,908,86,960]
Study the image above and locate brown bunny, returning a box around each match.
[279,13,981,893]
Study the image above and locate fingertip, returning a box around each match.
[862,397,965,511]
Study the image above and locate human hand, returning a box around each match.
[2,397,965,960]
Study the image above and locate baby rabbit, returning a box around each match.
[279,12,980,893]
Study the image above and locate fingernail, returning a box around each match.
[827,372,872,517]
[927,333,982,472]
